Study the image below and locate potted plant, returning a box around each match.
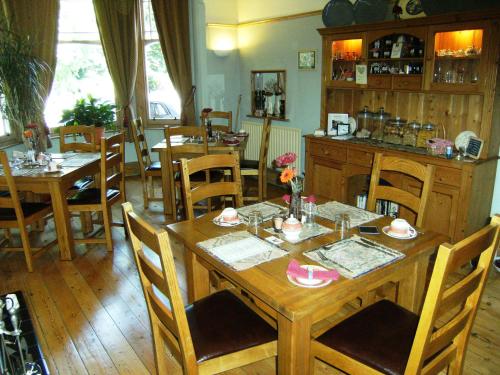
[60,95,116,140]
[0,20,48,150]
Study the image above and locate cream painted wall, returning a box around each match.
[205,0,238,23]
[237,0,327,23]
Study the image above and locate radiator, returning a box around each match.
[241,120,301,169]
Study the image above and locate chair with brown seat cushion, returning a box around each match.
[180,153,243,221]
[66,133,125,252]
[122,202,277,374]
[240,117,271,202]
[367,153,435,227]
[202,110,233,133]
[0,151,56,272]
[164,125,224,220]
[130,118,162,209]
[311,215,500,375]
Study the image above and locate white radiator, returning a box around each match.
[241,120,301,169]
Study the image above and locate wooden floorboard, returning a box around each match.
[0,176,498,374]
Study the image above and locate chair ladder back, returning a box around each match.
[367,153,435,227]
[100,133,125,202]
[0,152,25,224]
[206,111,233,133]
[258,117,272,170]
[405,216,500,375]
[122,203,198,370]
[59,125,97,153]
[180,153,243,220]
[131,118,152,174]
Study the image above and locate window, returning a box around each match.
[44,0,115,128]
[139,0,180,123]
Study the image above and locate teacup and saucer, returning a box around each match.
[382,218,417,239]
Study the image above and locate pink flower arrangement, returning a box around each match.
[275,152,296,168]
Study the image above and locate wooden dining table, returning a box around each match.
[151,136,247,216]
[0,153,101,261]
[166,198,447,375]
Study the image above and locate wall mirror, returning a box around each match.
[250,70,288,121]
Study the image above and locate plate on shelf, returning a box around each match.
[382,226,417,240]
[455,131,477,151]
[287,265,334,288]
[348,116,357,134]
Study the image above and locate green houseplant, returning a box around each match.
[60,95,116,139]
[0,20,48,148]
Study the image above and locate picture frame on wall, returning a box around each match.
[298,50,316,70]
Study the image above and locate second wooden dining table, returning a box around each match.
[167,198,447,375]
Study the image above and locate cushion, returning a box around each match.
[0,190,10,197]
[186,290,276,363]
[240,159,259,170]
[70,176,94,190]
[0,202,51,221]
[67,188,120,205]
[146,161,161,171]
[316,300,419,375]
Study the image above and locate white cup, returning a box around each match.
[390,218,414,236]
[221,207,238,222]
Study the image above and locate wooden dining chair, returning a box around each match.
[180,153,243,220]
[0,151,56,272]
[66,133,125,252]
[310,214,500,375]
[164,125,224,219]
[122,202,277,374]
[367,153,435,227]
[59,125,98,153]
[240,117,272,202]
[203,110,233,133]
[130,118,162,209]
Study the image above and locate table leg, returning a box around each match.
[398,254,431,313]
[49,182,75,261]
[185,247,210,303]
[277,314,312,375]
[159,150,172,217]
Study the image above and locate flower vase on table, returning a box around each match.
[275,152,304,219]
[289,190,302,220]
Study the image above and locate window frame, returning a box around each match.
[135,2,180,128]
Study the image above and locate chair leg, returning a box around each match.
[151,316,169,374]
[81,212,93,234]
[143,179,149,209]
[19,227,34,272]
[102,207,114,252]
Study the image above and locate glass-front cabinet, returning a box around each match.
[428,23,487,92]
[324,34,365,88]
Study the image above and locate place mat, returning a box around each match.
[60,153,100,167]
[304,235,404,279]
[50,153,78,159]
[264,223,333,244]
[317,201,382,227]
[236,201,286,222]
[197,230,287,271]
[0,166,46,176]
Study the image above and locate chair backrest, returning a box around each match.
[405,215,500,374]
[59,125,98,153]
[164,125,208,160]
[130,118,152,175]
[180,153,243,220]
[367,153,435,227]
[204,111,232,133]
[0,151,27,225]
[100,133,125,203]
[122,202,198,371]
[258,117,272,171]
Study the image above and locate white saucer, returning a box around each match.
[348,116,357,134]
[287,265,333,288]
[382,226,417,240]
[213,215,241,227]
[43,168,61,174]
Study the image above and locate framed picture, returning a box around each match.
[298,50,316,70]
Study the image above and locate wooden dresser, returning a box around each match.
[306,11,500,242]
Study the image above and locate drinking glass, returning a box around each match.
[247,211,263,235]
[302,202,317,227]
[334,213,350,240]
[272,214,284,232]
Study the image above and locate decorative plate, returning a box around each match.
[322,0,354,27]
[348,116,357,134]
[455,131,477,151]
[382,226,417,240]
[353,0,388,24]
[287,265,334,288]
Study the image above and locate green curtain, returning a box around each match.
[1,0,58,149]
[93,0,140,138]
[151,0,195,125]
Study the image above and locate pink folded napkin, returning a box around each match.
[286,259,340,281]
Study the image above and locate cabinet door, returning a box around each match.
[426,21,490,93]
[309,157,344,202]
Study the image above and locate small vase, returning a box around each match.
[289,191,302,220]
